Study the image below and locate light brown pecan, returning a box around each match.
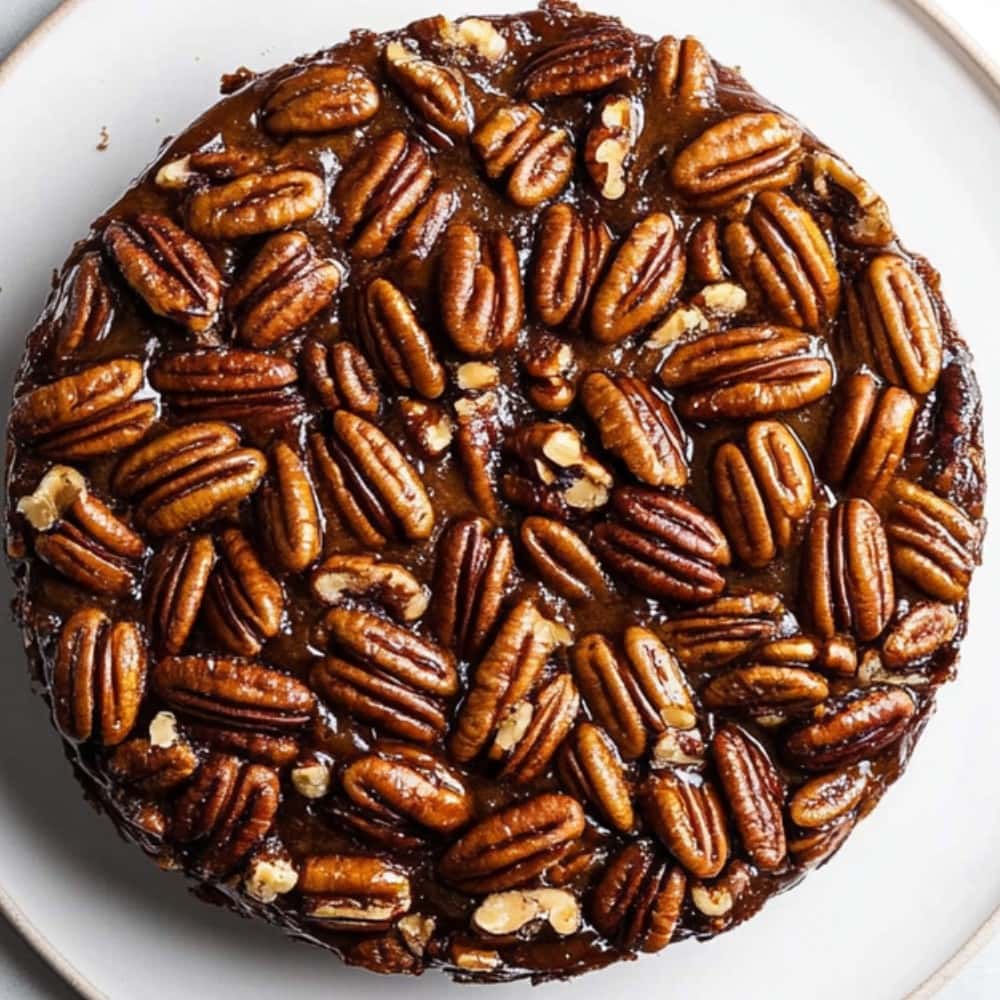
[109,737,198,795]
[581,372,688,488]
[298,855,411,929]
[258,441,321,573]
[702,665,829,712]
[591,214,685,344]
[642,770,729,878]
[146,534,215,654]
[652,35,716,106]
[310,410,433,547]
[846,254,942,394]
[810,152,894,248]
[173,754,280,874]
[332,130,434,258]
[438,793,585,892]
[312,554,428,622]
[804,499,895,642]
[428,517,513,660]
[301,338,382,418]
[724,192,840,331]
[53,608,146,746]
[822,372,916,503]
[882,602,959,668]
[660,325,833,421]
[261,64,381,135]
[202,528,284,657]
[439,224,523,356]
[359,277,446,399]
[399,399,454,459]
[592,487,730,602]
[590,841,686,953]
[520,516,609,603]
[671,112,804,209]
[153,656,315,729]
[558,721,634,832]
[584,94,641,201]
[450,598,570,763]
[531,203,612,331]
[886,478,979,601]
[712,420,813,568]
[789,764,869,829]
[51,252,114,356]
[226,231,341,348]
[385,41,470,139]
[520,27,635,99]
[454,392,501,518]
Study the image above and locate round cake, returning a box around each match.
[4,0,986,982]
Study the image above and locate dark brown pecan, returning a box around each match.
[713,725,785,870]
[438,793,585,892]
[788,818,854,869]
[310,410,433,547]
[590,213,685,344]
[531,203,612,331]
[652,35,715,106]
[810,152,894,248]
[520,516,609,603]
[385,41,470,139]
[846,254,942,394]
[572,627,696,760]
[804,499,895,642]
[146,534,215,654]
[156,147,265,189]
[671,112,804,209]
[226,231,341,348]
[51,252,114,356]
[428,517,513,660]
[660,325,833,421]
[332,130,434,259]
[590,841,686,953]
[454,392,501,518]
[789,764,869,829]
[186,722,299,767]
[882,602,959,668]
[886,478,979,601]
[592,486,730,602]
[822,372,917,503]
[298,855,411,929]
[584,94,641,201]
[173,754,280,874]
[261,64,381,135]
[258,441,322,573]
[400,399,454,459]
[109,737,198,795]
[439,224,523,357]
[642,770,729,878]
[558,721,634,832]
[785,687,916,770]
[359,277,446,399]
[724,192,840,331]
[153,656,315,729]
[104,214,220,332]
[520,27,635,99]
[712,420,813,568]
[53,607,146,746]
[703,665,829,713]
[301,338,382,418]
[312,553,428,622]
[687,218,726,283]
[450,598,570,763]
[581,372,688,488]
[202,528,284,656]
[398,184,459,260]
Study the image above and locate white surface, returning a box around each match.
[0,1,999,998]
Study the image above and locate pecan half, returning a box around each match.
[51,252,114,356]
[652,35,716,107]
[187,722,299,767]
[810,152,893,248]
[261,64,381,135]
[454,392,502,518]
[788,819,854,869]
[520,27,635,99]
[558,721,634,832]
[258,441,322,573]
[301,338,382,418]
[398,184,460,260]
[520,516,609,603]
[703,665,829,712]
[385,41,470,139]
[109,737,198,795]
[299,855,411,929]
[312,554,428,622]
[882,602,959,668]
[687,218,726,284]
[592,487,730,602]
[788,764,869,829]
[146,534,215,654]
[53,607,146,746]
[584,94,641,201]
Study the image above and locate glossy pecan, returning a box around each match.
[226,231,341,348]
[400,399,454,459]
[558,721,634,832]
[454,392,501,518]
[590,214,685,344]
[258,442,322,573]
[261,64,381,135]
[703,665,829,713]
[298,855,411,929]
[671,112,804,209]
[810,152,894,248]
[332,130,434,258]
[156,147,265,189]
[310,410,433,547]
[109,737,198,795]
[882,602,959,668]
[439,224,523,356]
[520,516,609,603]
[804,499,894,642]
[186,722,299,767]
[584,94,641,201]
[146,534,215,654]
[51,252,114,356]
[592,486,730,602]
[53,607,146,746]
[687,218,726,283]
[590,841,686,953]
[385,41,470,139]
[301,338,382,418]
[822,372,916,503]
[398,184,459,260]
[520,27,635,99]
[659,325,833,421]
[153,656,315,729]
[652,35,715,106]
[788,764,869,829]
[312,553,428,622]
[788,818,854,869]
[438,793,585,892]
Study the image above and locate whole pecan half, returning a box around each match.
[804,499,895,641]
[51,252,114,357]
[146,534,215,654]
[590,841,686,953]
[659,325,833,421]
[439,223,523,356]
[258,441,322,573]
[519,516,609,603]
[53,607,146,746]
[788,764,869,830]
[261,64,381,135]
[226,231,341,348]
[584,94,641,201]
[590,213,685,344]
[520,27,635,99]
[301,338,382,418]
[882,602,959,668]
[653,35,716,107]
[438,792,585,892]
[592,486,730,602]
[702,665,829,713]
[298,855,411,929]
[558,721,634,832]
[385,41,470,139]
[312,553,428,623]
[671,112,803,209]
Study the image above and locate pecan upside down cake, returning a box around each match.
[4,0,986,982]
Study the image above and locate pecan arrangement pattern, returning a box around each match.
[5,1,985,986]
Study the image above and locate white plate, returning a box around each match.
[1,2,998,998]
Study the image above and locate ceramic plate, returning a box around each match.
[1,1,998,997]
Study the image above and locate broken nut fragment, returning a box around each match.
[291,762,332,799]
[311,554,429,622]
[16,465,87,530]
[472,888,581,936]
[148,711,179,749]
[245,856,299,904]
[397,914,436,956]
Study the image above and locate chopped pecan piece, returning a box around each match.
[810,152,893,248]
[584,94,641,201]
[312,553,428,622]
